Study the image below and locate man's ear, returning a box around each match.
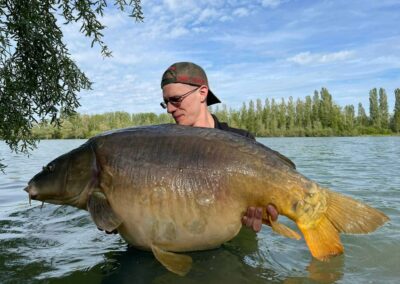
[199,85,209,103]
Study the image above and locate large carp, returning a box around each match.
[25,124,389,276]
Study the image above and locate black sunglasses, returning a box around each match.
[160,86,200,109]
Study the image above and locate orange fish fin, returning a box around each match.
[298,215,344,261]
[324,190,389,234]
[151,244,192,276]
[269,216,301,240]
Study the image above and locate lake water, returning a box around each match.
[0,137,399,283]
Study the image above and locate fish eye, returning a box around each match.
[42,164,55,173]
[48,164,55,172]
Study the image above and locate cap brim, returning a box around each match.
[207,90,221,106]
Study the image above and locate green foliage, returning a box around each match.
[31,111,174,139]
[393,88,400,133]
[357,103,368,127]
[211,87,398,137]
[379,88,389,129]
[369,88,380,127]
[26,87,400,141]
[0,0,144,169]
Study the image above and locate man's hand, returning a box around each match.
[241,204,278,232]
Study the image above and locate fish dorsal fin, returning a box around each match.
[151,244,193,276]
[269,216,301,240]
[87,191,122,232]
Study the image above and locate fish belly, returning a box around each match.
[113,191,244,252]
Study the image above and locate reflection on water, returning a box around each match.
[1,137,399,283]
[46,229,345,284]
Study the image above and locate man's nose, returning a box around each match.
[166,102,177,113]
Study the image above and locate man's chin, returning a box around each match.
[175,116,188,125]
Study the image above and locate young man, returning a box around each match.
[161,62,278,232]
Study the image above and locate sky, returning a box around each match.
[61,0,400,115]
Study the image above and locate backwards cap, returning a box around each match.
[161,62,221,106]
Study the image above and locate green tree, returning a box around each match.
[239,102,248,129]
[304,96,312,130]
[262,98,271,134]
[379,88,389,129]
[343,105,355,132]
[295,98,304,128]
[319,88,333,128]
[277,98,287,131]
[255,99,264,135]
[0,0,143,170]
[369,88,380,127]
[393,88,400,133]
[287,96,295,131]
[269,99,278,134]
[331,105,342,132]
[246,100,257,135]
[312,90,320,127]
[357,103,368,127]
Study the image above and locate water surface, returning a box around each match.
[0,137,399,283]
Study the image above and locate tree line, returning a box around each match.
[31,87,400,139]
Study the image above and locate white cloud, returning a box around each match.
[220,15,233,22]
[60,1,399,114]
[233,7,250,17]
[163,0,196,11]
[169,27,190,38]
[287,51,354,65]
[195,8,221,24]
[260,0,284,8]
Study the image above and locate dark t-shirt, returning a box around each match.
[212,114,296,169]
[212,114,255,140]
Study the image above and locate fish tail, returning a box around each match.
[296,189,389,260]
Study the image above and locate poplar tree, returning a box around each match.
[393,88,400,133]
[295,98,304,128]
[357,102,368,127]
[304,96,312,129]
[379,88,389,129]
[312,90,320,125]
[255,99,264,135]
[262,98,271,133]
[278,98,287,130]
[369,88,380,127]
[319,88,333,128]
[239,102,248,129]
[344,105,355,131]
[246,100,257,135]
[270,99,278,133]
[287,96,295,130]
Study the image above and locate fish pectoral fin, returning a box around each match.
[87,191,122,232]
[151,244,193,276]
[269,216,301,240]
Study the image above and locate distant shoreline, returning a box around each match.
[3,133,397,141]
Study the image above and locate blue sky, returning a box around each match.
[61,0,400,115]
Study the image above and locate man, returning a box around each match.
[160,62,278,233]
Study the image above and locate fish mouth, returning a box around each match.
[24,185,47,207]
[23,186,52,208]
[23,185,83,207]
[24,185,38,206]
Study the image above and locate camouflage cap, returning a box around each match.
[161,62,221,106]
